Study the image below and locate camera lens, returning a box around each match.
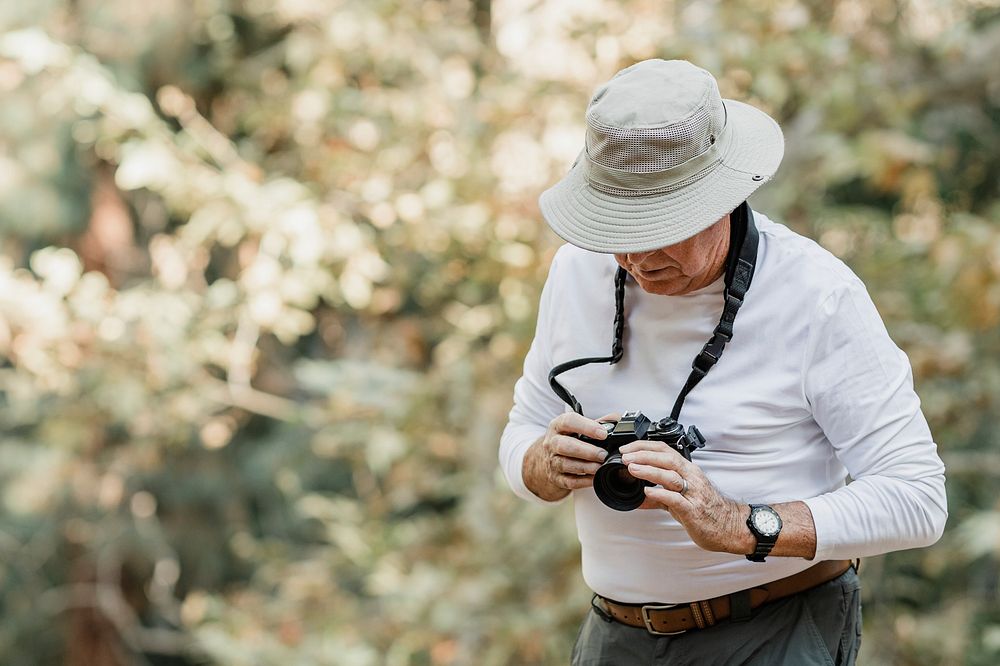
[593,452,649,511]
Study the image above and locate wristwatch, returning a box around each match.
[745,504,782,562]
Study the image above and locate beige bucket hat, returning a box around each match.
[539,59,784,253]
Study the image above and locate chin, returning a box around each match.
[635,277,690,295]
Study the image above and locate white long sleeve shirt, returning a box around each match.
[499,211,947,603]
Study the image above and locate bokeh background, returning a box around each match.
[0,1,998,664]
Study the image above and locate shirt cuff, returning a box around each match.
[803,493,841,561]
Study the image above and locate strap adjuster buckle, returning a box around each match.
[640,604,688,636]
[692,350,717,374]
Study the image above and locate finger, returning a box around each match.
[552,434,609,463]
[619,449,690,473]
[552,412,610,440]
[635,496,662,510]
[625,463,686,491]
[650,467,688,494]
[643,486,690,513]
[597,412,622,423]
[553,455,601,476]
[555,474,594,490]
[619,439,689,458]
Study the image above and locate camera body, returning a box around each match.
[575,411,706,511]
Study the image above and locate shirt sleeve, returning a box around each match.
[499,251,571,505]
[802,279,948,560]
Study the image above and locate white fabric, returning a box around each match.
[499,212,947,604]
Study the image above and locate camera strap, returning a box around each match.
[548,202,759,419]
[670,201,758,420]
[547,266,627,415]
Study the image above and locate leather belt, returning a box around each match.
[593,559,854,636]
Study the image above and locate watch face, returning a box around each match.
[752,508,781,537]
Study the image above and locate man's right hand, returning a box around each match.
[522,412,620,502]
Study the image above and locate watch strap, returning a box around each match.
[745,504,780,562]
[746,539,775,562]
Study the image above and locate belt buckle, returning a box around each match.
[640,603,687,636]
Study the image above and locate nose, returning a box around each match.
[628,250,668,270]
[626,250,655,264]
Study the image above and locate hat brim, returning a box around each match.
[538,99,784,254]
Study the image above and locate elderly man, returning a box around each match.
[499,60,947,665]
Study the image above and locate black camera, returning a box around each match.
[574,411,706,512]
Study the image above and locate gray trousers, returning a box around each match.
[572,567,862,666]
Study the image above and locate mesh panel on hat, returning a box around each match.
[586,93,725,173]
[585,165,717,199]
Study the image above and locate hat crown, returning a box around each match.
[585,60,726,174]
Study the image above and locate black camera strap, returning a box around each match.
[548,202,759,419]
[547,266,627,415]
[670,201,758,420]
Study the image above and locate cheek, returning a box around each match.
[666,243,711,274]
[655,250,692,274]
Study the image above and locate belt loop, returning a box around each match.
[700,600,716,626]
[591,594,614,623]
[852,558,862,574]
[729,589,752,622]
[688,602,706,629]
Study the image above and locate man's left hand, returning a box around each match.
[619,440,754,556]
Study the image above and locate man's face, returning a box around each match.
[613,214,731,296]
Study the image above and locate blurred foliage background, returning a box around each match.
[0,0,998,664]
